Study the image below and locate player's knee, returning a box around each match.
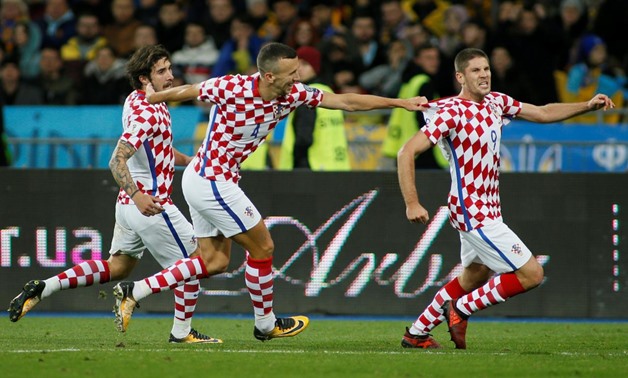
[519,262,544,290]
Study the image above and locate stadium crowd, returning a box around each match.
[0,0,625,108]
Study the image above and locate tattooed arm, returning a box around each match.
[109,140,164,216]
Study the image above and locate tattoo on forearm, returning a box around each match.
[109,141,138,196]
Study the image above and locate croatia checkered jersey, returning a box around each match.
[193,73,323,183]
[117,90,175,205]
[421,92,522,231]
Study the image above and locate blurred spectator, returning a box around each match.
[554,0,588,71]
[495,2,562,104]
[438,5,468,58]
[359,39,409,97]
[266,0,299,43]
[199,0,235,49]
[155,0,186,53]
[401,21,437,54]
[382,43,445,169]
[60,12,107,84]
[279,45,350,171]
[245,0,272,37]
[593,0,628,78]
[33,46,76,104]
[103,0,142,58]
[379,0,412,47]
[319,31,364,92]
[557,34,625,124]
[457,20,488,53]
[0,58,44,104]
[79,44,130,104]
[490,45,534,102]
[12,21,41,80]
[131,23,157,54]
[349,13,386,73]
[285,18,320,50]
[1,0,42,57]
[309,0,343,39]
[212,14,264,77]
[60,12,106,62]
[136,0,160,27]
[36,0,76,49]
[172,22,219,83]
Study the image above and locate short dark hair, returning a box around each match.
[256,42,296,75]
[126,45,170,89]
[454,48,489,73]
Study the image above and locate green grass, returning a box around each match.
[1,316,627,378]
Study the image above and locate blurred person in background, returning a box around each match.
[79,44,131,104]
[382,43,445,170]
[212,14,264,77]
[155,0,186,53]
[34,46,76,104]
[279,45,350,171]
[103,0,142,58]
[172,22,219,84]
[0,57,43,104]
[560,34,625,124]
[12,21,41,80]
[349,13,387,74]
[197,0,235,49]
[36,0,76,49]
[490,45,533,103]
[60,12,108,84]
[285,18,320,50]
[359,39,410,98]
[1,0,42,57]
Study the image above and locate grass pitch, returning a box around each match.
[1,316,626,378]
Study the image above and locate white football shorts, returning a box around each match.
[182,164,262,238]
[109,202,198,268]
[459,220,532,273]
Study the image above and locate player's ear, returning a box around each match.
[139,75,150,86]
[263,71,274,83]
[455,71,464,86]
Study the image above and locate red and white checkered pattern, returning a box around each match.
[457,274,507,315]
[245,256,274,316]
[422,92,522,231]
[412,278,468,334]
[193,73,323,183]
[117,90,175,205]
[144,256,208,294]
[173,280,200,321]
[56,260,110,289]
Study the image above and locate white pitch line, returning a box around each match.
[4,348,628,356]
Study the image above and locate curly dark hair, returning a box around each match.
[126,45,171,89]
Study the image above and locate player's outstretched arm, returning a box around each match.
[146,83,201,104]
[320,92,428,112]
[518,93,615,123]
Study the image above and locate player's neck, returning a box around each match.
[457,89,485,104]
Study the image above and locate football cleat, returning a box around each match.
[253,315,309,341]
[8,280,46,322]
[401,327,442,349]
[169,328,223,344]
[443,299,469,349]
[113,281,139,333]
